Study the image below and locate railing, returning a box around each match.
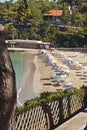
[16,105,50,130]
[15,93,86,130]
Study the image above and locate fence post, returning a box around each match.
[41,102,54,130]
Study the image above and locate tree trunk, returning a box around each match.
[0,31,17,130]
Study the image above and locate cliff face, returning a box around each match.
[0,31,17,130]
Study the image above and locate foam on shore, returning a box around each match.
[18,54,42,107]
[33,55,42,97]
[17,52,37,107]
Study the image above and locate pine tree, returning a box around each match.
[0,26,17,130]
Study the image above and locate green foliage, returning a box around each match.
[83,17,87,27]
[61,3,71,25]
[4,24,17,39]
[0,0,87,47]
[75,12,84,26]
[16,87,87,116]
[81,3,87,13]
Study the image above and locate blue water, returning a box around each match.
[9,52,36,103]
[10,52,28,90]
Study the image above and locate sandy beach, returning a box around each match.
[16,48,87,106]
[36,49,87,93]
[17,50,38,106]
[18,59,35,105]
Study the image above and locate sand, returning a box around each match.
[18,57,36,106]
[33,55,42,96]
[61,51,87,87]
[18,50,38,106]
[38,54,58,93]
[37,50,87,93]
[17,49,87,106]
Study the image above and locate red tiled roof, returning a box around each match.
[44,10,63,17]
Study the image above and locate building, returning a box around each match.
[43,10,63,25]
[5,39,50,49]
[0,24,4,31]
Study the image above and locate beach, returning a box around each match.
[39,50,87,90]
[10,49,39,106]
[18,56,36,105]
[14,48,87,106]
[34,49,87,93]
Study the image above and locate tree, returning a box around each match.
[0,30,17,129]
[0,1,16,23]
[39,21,51,42]
[61,2,71,25]
[83,16,87,27]
[71,10,76,26]
[75,12,84,26]
[16,0,29,23]
[4,24,17,39]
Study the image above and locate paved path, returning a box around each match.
[55,108,87,130]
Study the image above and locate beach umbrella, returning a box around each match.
[51,76,61,81]
[50,72,56,78]
[82,66,87,70]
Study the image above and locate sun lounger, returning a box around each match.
[53,82,61,87]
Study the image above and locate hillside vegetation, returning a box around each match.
[0,0,87,47]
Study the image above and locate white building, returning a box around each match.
[5,39,50,49]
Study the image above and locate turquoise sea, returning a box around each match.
[9,51,36,104]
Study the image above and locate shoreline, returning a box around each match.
[14,48,87,107]
[17,53,37,106]
[33,55,42,97]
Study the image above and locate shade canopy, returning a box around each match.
[52,76,61,81]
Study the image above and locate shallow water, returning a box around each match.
[9,52,36,103]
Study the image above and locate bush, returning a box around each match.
[16,87,87,115]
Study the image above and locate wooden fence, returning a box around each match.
[15,94,86,130]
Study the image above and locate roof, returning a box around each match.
[43,10,63,17]
[5,39,50,45]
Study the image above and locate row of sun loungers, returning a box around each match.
[40,50,74,91]
[40,49,87,90]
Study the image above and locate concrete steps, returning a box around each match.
[55,108,87,130]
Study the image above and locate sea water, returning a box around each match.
[9,51,36,104]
